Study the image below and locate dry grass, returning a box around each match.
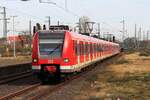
[139,50,150,56]
[74,50,150,100]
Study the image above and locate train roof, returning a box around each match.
[36,30,119,46]
[68,31,119,46]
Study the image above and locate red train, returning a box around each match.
[32,30,120,82]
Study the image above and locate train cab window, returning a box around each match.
[38,32,65,59]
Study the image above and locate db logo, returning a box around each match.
[48,60,53,63]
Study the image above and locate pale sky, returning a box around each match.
[0,0,150,40]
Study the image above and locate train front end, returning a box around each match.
[32,30,65,81]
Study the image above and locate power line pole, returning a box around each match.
[138,27,141,48]
[57,21,60,26]
[139,27,142,41]
[97,23,100,38]
[65,0,67,10]
[29,20,32,48]
[29,20,32,36]
[147,31,149,41]
[147,31,149,49]
[2,7,7,38]
[134,24,137,48]
[0,7,10,38]
[11,16,17,57]
[120,17,125,49]
[121,17,125,42]
[46,16,51,29]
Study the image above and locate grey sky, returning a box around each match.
[0,0,150,40]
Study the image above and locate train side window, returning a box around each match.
[79,43,82,55]
[77,43,80,56]
[80,42,83,55]
[89,44,91,54]
[74,40,77,55]
[96,44,97,52]
[92,44,94,53]
[97,44,98,52]
[84,43,85,55]
[95,44,97,52]
[90,44,92,54]
[95,44,96,53]
[102,44,104,51]
[88,43,90,54]
[94,44,95,53]
[81,43,83,55]
[82,42,84,55]
[98,44,100,52]
[85,43,88,55]
[84,42,86,55]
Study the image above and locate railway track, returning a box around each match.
[0,54,122,100]
[0,70,33,84]
[0,83,41,100]
[0,64,93,100]
[29,54,122,100]
[29,74,87,100]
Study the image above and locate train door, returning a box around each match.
[96,44,98,58]
[98,44,100,58]
[85,42,89,62]
[95,44,97,59]
[99,43,101,58]
[92,44,94,59]
[99,44,101,58]
[77,41,80,64]
[73,40,78,65]
[88,42,90,61]
[101,43,104,58]
[94,44,96,59]
[109,44,111,55]
[80,41,84,63]
[106,44,108,56]
[90,43,93,61]
[83,42,86,62]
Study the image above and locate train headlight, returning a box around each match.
[64,58,69,63]
[33,58,38,63]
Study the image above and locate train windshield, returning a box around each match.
[38,31,65,58]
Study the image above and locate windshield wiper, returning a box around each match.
[49,44,61,55]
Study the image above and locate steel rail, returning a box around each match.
[0,70,32,84]
[0,83,41,100]
[0,53,121,100]
[29,53,121,100]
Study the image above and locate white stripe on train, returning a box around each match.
[60,51,119,72]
